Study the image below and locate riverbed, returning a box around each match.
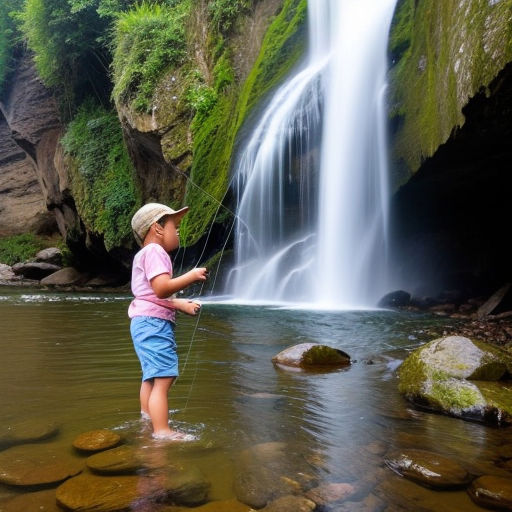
[0,289,510,510]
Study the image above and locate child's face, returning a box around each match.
[160,216,180,252]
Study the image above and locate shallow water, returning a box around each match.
[0,288,510,510]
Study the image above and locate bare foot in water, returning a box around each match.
[152,430,196,441]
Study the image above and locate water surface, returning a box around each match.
[0,289,509,510]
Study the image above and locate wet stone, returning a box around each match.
[56,474,141,511]
[499,444,512,460]
[186,498,253,511]
[0,444,83,486]
[86,445,141,474]
[305,482,356,506]
[0,419,58,449]
[0,489,60,512]
[260,494,316,512]
[468,475,512,510]
[272,343,350,370]
[331,493,386,512]
[385,449,471,489]
[72,429,120,452]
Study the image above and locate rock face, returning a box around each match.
[385,449,471,489]
[272,343,350,370]
[398,335,512,424]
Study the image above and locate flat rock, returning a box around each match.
[260,495,316,512]
[272,343,350,370]
[72,429,120,452]
[86,445,141,474]
[0,489,60,512]
[11,262,61,280]
[0,444,83,486]
[0,419,58,449]
[468,475,512,510]
[385,449,471,489]
[56,474,141,511]
[305,483,356,506]
[398,335,512,424]
[40,267,87,286]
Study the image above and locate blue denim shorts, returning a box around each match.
[130,316,178,381]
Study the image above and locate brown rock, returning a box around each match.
[72,429,120,452]
[0,419,58,449]
[0,489,60,512]
[41,267,88,286]
[261,495,316,512]
[306,483,356,506]
[468,475,512,510]
[272,343,350,370]
[0,444,83,486]
[86,445,140,474]
[385,449,471,489]
[331,493,385,512]
[499,444,512,460]
[187,498,253,511]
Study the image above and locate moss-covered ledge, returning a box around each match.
[398,335,512,425]
[388,0,512,186]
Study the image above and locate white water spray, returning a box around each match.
[226,0,397,308]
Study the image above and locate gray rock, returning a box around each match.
[272,343,350,370]
[40,267,88,286]
[0,263,17,281]
[35,247,63,266]
[12,261,61,280]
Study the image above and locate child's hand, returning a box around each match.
[182,300,201,316]
[189,267,208,282]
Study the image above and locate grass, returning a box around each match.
[0,234,49,266]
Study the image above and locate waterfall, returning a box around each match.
[226,0,397,308]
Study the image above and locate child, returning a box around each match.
[129,202,208,440]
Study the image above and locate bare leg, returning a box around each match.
[140,379,153,417]
[148,377,175,434]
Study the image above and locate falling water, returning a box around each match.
[227,0,397,308]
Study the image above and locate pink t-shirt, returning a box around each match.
[128,243,176,322]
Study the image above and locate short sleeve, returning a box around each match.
[143,244,172,281]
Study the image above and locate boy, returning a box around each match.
[129,203,208,440]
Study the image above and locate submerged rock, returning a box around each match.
[0,419,58,449]
[72,429,121,452]
[468,475,512,510]
[0,489,60,512]
[272,343,350,370]
[398,335,512,424]
[385,449,471,489]
[0,444,83,486]
[186,498,253,511]
[86,445,141,474]
[260,495,316,512]
[305,482,356,506]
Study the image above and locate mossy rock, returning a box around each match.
[272,343,350,371]
[468,475,512,510]
[398,335,512,424]
[385,449,471,489]
[0,444,83,487]
[72,429,121,452]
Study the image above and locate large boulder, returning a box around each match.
[398,335,512,424]
[272,343,350,371]
[377,290,411,308]
[40,267,88,286]
[12,261,61,279]
[35,247,63,266]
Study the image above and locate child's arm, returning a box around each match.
[169,298,201,316]
[150,267,208,299]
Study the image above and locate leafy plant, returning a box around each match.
[0,0,23,92]
[208,0,251,34]
[61,101,140,250]
[0,234,47,266]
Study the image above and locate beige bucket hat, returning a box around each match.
[131,203,189,247]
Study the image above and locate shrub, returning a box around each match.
[0,0,23,93]
[208,0,251,34]
[0,234,47,266]
[112,1,190,112]
[61,101,140,250]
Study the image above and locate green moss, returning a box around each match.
[61,101,140,251]
[180,0,307,245]
[112,1,190,113]
[388,0,512,184]
[429,379,483,410]
[302,345,350,366]
[0,233,47,266]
